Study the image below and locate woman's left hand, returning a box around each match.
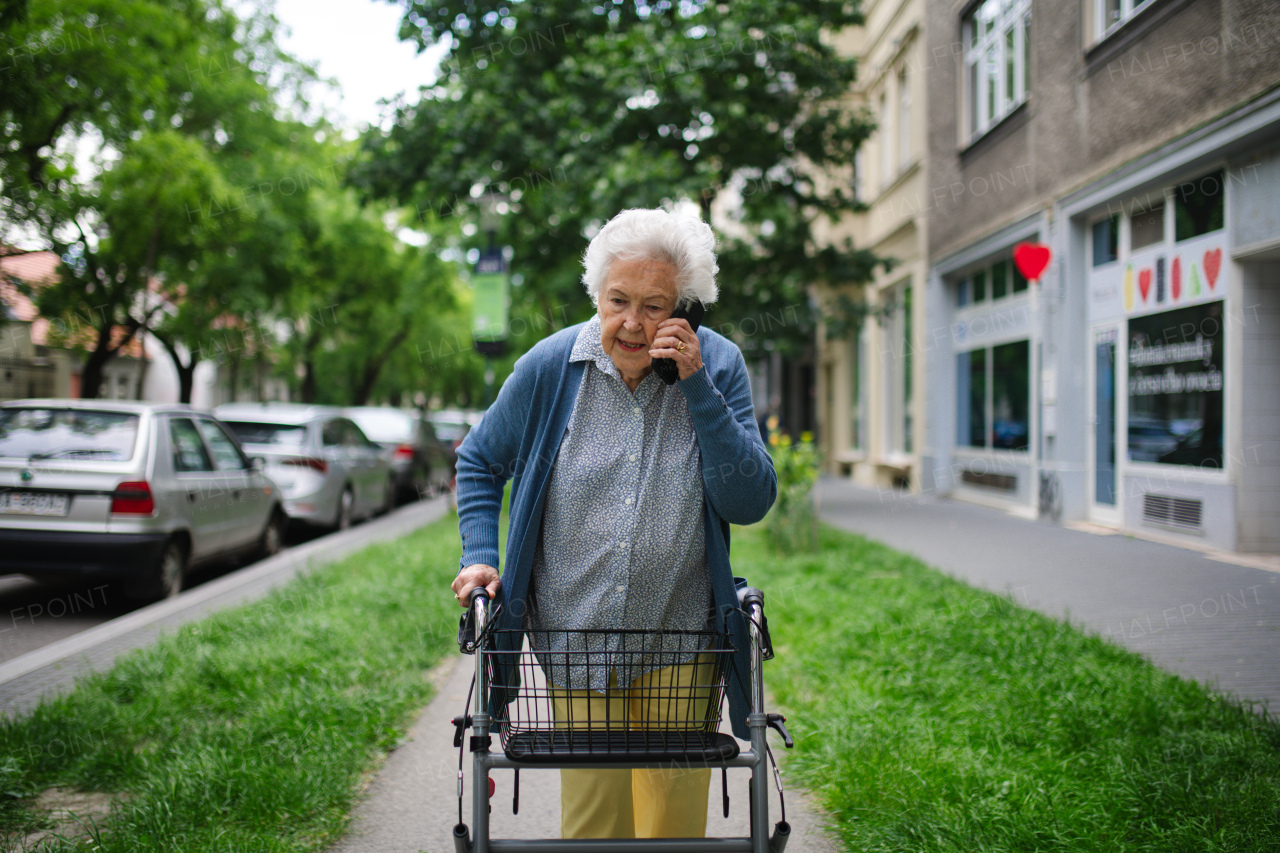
[650,317,703,382]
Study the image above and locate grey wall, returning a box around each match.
[1238,258,1280,552]
[926,0,1280,260]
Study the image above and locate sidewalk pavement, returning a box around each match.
[815,477,1280,713]
[0,496,450,719]
[330,478,1280,852]
[328,648,840,853]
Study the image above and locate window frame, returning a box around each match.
[1094,0,1156,43]
[954,338,1032,454]
[963,0,1032,143]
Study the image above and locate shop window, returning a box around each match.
[973,268,988,302]
[1127,301,1224,468]
[956,339,1030,452]
[957,251,1032,308]
[992,341,1030,450]
[1174,169,1225,242]
[956,349,987,448]
[964,0,1031,142]
[1092,214,1119,266]
[1130,203,1164,251]
[849,329,865,452]
[991,260,1009,300]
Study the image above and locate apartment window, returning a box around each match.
[849,328,866,452]
[898,66,911,169]
[884,281,913,454]
[878,90,891,188]
[957,339,1030,452]
[1096,0,1155,41]
[964,0,1031,141]
[853,148,865,202]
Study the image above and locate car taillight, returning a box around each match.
[394,444,415,459]
[111,480,155,515]
[283,457,328,474]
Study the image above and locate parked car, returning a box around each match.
[344,407,453,503]
[0,399,285,600]
[214,403,394,530]
[426,409,485,479]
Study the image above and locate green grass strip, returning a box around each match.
[1,514,466,852]
[733,522,1280,852]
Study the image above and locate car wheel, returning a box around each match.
[129,537,186,602]
[379,476,396,515]
[258,510,285,559]
[412,466,430,501]
[335,487,354,531]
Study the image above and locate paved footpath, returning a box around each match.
[815,477,1280,713]
[329,644,840,853]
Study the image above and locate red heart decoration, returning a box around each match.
[1013,242,1052,281]
[1138,269,1152,302]
[1204,248,1221,289]
[1171,257,1181,300]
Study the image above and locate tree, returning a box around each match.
[0,0,317,397]
[356,0,887,375]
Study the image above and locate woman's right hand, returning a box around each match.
[452,564,501,608]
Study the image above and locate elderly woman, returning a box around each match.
[451,208,776,840]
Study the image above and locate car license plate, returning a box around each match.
[0,491,70,516]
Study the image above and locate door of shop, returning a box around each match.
[1088,324,1123,525]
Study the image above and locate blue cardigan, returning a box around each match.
[456,321,777,739]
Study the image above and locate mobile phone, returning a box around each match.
[652,299,705,385]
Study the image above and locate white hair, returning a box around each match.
[581,208,719,308]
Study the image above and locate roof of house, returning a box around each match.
[0,250,147,360]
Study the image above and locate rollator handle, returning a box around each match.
[456,587,492,653]
[766,713,794,748]
[738,586,765,610]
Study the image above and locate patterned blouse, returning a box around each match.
[526,315,712,690]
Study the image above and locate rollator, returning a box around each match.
[451,585,794,853]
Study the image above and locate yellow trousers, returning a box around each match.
[552,655,715,839]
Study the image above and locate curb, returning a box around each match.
[0,496,450,718]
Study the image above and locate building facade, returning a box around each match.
[814,0,930,490]
[919,0,1280,552]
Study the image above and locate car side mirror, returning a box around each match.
[251,456,267,470]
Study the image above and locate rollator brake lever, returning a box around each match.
[766,713,794,748]
[451,715,472,748]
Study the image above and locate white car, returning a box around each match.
[215,403,394,530]
[0,400,285,600]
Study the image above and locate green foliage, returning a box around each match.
[0,516,465,852]
[765,424,820,552]
[732,523,1280,853]
[356,0,889,383]
[0,0,320,397]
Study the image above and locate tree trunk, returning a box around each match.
[300,358,316,403]
[79,336,115,399]
[353,326,411,406]
[154,332,199,404]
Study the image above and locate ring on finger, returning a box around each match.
[677,340,685,352]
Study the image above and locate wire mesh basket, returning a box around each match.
[483,627,738,763]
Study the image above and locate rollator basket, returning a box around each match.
[452,586,793,853]
[485,626,741,764]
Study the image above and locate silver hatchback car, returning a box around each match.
[214,403,394,530]
[0,400,285,600]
